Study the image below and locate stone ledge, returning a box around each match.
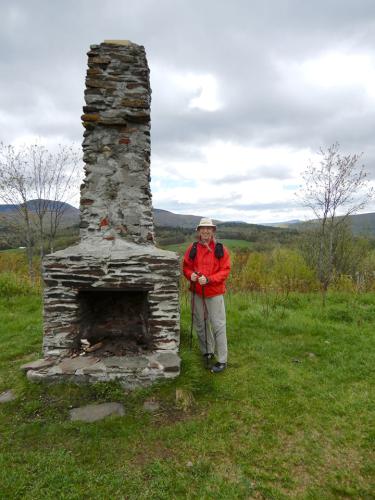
[23,352,181,389]
[20,358,56,372]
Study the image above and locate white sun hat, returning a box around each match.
[196,217,216,230]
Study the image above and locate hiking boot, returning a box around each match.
[211,362,226,373]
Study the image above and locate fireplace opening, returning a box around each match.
[76,289,153,357]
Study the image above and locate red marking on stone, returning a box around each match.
[119,137,131,144]
[99,217,109,227]
[104,236,115,241]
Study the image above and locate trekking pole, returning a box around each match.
[189,281,196,350]
[201,284,209,368]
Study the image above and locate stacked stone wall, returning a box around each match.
[80,41,154,244]
[42,244,180,358]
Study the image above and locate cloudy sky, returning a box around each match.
[1,0,375,223]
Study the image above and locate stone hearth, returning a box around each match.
[24,40,180,388]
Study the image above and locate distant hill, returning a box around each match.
[281,212,375,237]
[262,219,301,228]
[0,200,79,227]
[0,200,78,212]
[0,203,251,230]
[152,209,219,228]
[2,202,375,237]
[340,212,375,236]
[0,201,302,251]
[0,203,218,230]
[0,204,19,213]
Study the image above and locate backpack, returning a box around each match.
[188,241,224,260]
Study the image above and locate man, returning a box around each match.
[183,217,231,373]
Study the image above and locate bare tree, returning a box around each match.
[27,143,81,254]
[300,142,373,300]
[0,142,81,278]
[0,144,36,280]
[0,212,31,250]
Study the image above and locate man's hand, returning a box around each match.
[191,272,199,282]
[198,274,208,286]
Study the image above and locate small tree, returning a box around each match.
[0,142,81,279]
[300,142,373,301]
[27,143,81,254]
[0,145,36,280]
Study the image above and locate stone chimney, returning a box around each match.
[80,40,154,244]
[23,41,181,388]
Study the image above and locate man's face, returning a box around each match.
[198,226,215,243]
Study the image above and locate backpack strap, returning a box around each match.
[188,241,198,260]
[214,242,224,259]
[189,241,224,260]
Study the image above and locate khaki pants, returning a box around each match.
[192,294,228,363]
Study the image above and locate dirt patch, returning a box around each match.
[131,439,176,467]
[150,400,205,426]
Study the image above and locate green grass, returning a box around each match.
[220,239,253,250]
[163,239,253,254]
[0,291,374,499]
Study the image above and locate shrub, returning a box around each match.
[0,250,40,279]
[356,250,375,291]
[331,274,356,293]
[270,248,319,293]
[229,248,319,293]
[0,250,41,293]
[0,272,37,298]
[242,252,272,291]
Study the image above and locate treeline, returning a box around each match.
[2,237,375,298]
[155,226,193,246]
[155,223,300,250]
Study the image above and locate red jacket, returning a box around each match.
[183,240,231,297]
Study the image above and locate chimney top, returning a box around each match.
[103,39,132,46]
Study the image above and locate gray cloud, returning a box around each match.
[155,197,298,214]
[232,201,298,211]
[1,0,375,220]
[213,166,292,184]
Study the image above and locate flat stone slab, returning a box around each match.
[156,352,181,372]
[102,356,148,370]
[69,402,125,422]
[57,357,100,374]
[81,361,107,374]
[0,390,16,403]
[20,358,55,372]
[24,351,181,388]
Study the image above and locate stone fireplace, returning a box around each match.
[77,289,152,355]
[24,40,181,388]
